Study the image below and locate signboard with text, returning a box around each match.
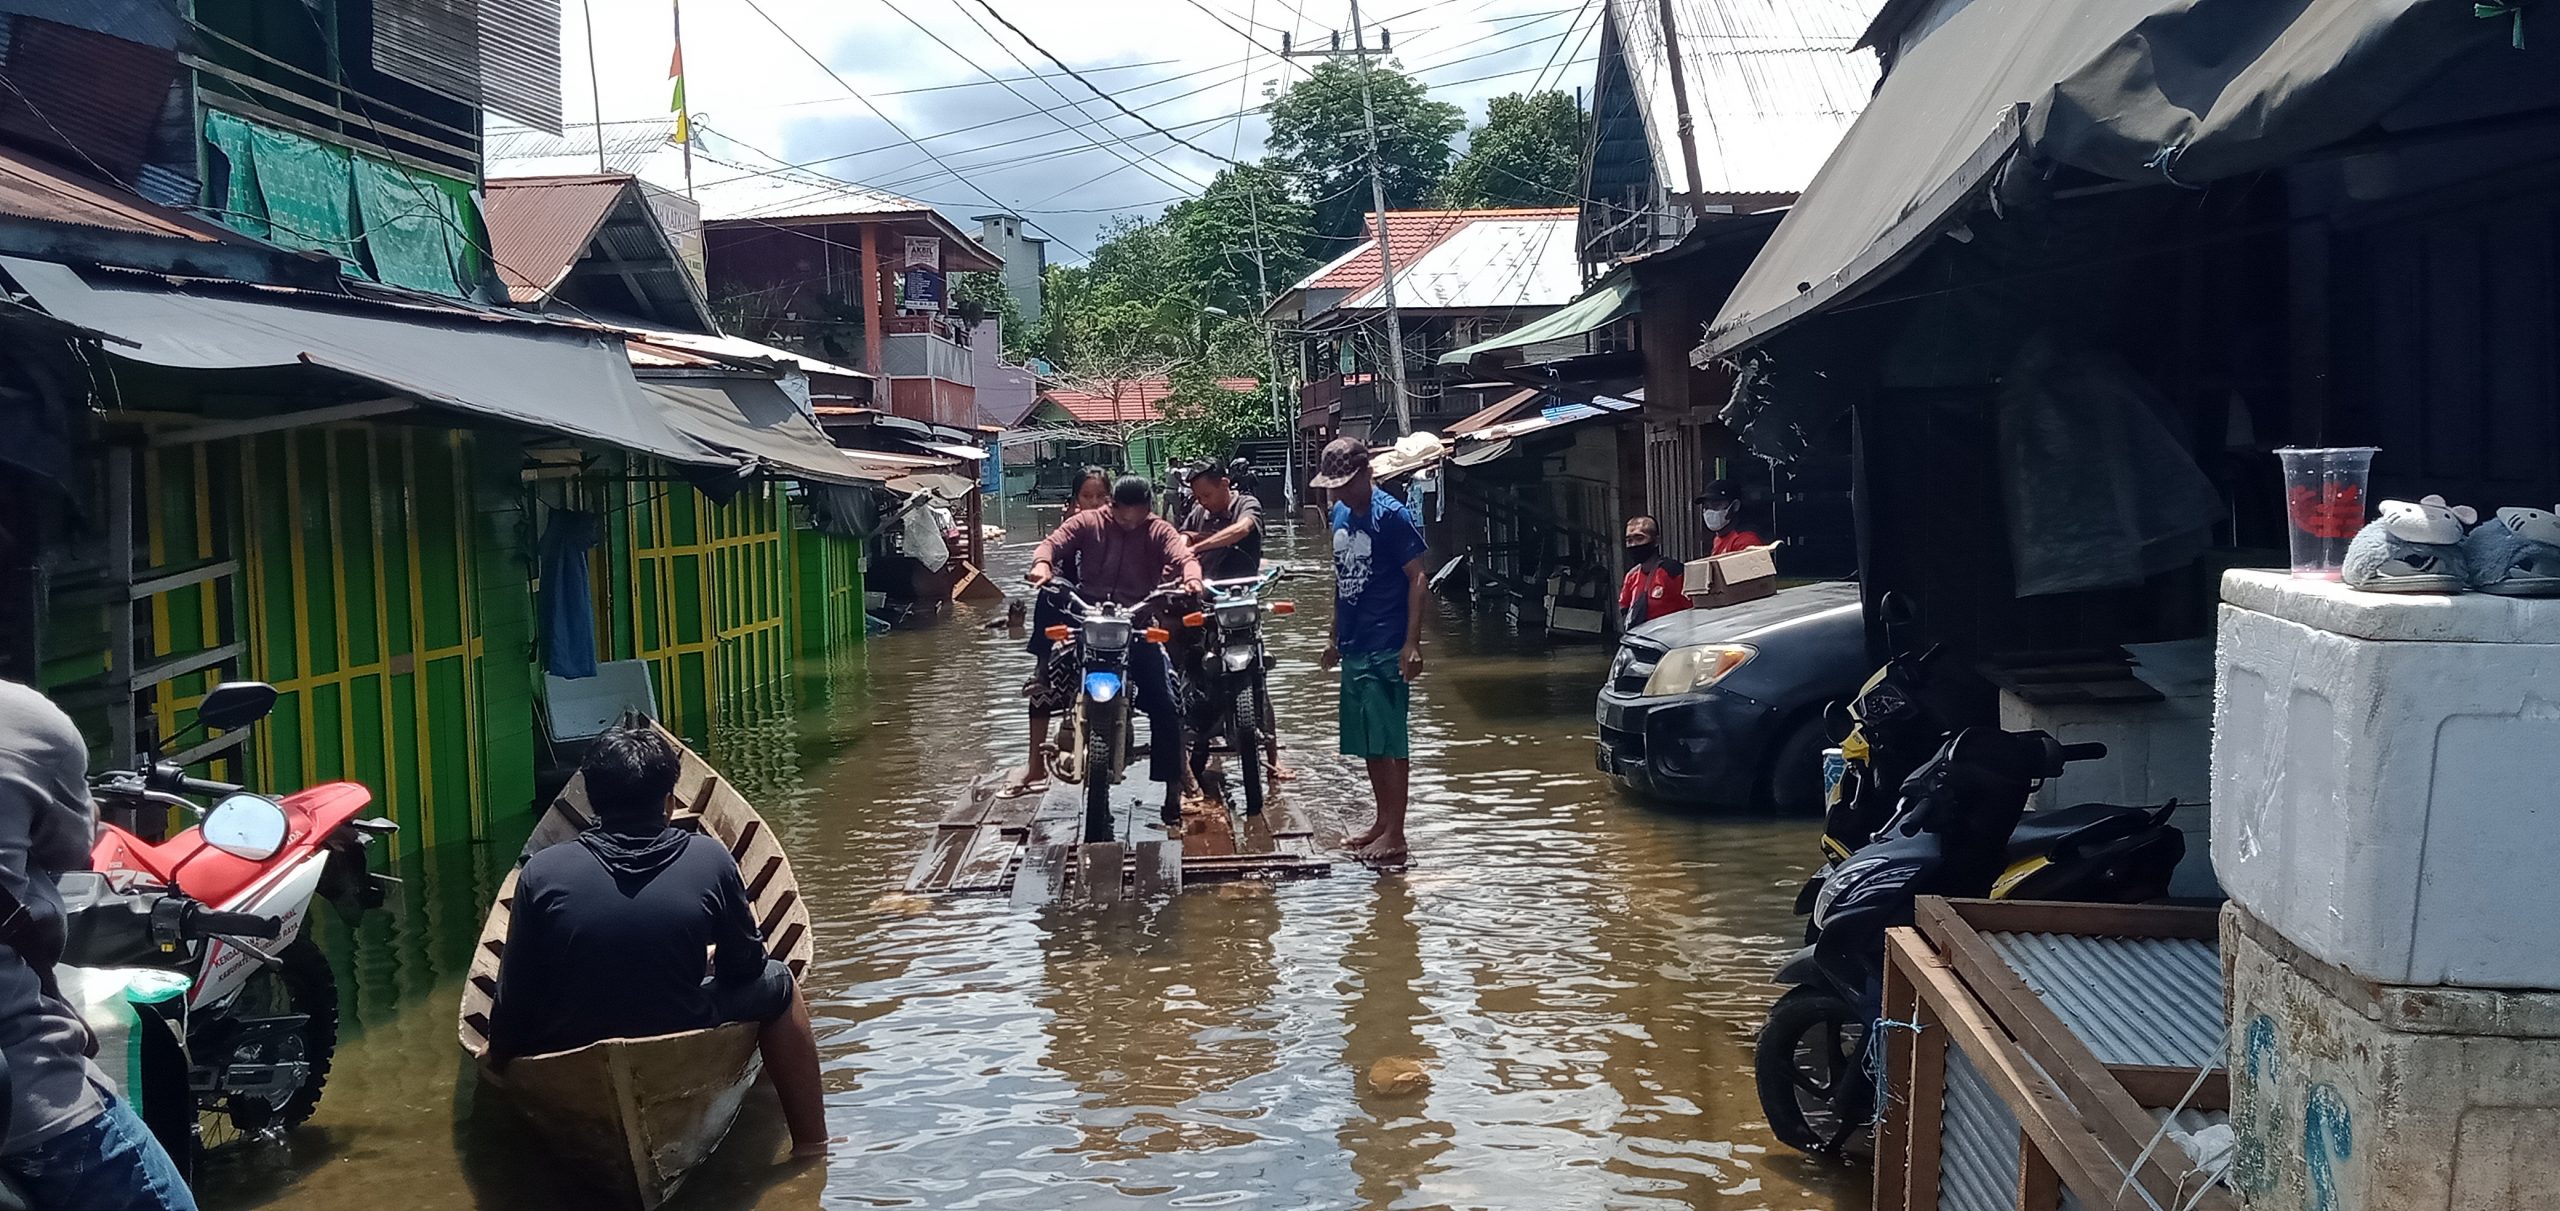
[902,236,940,269]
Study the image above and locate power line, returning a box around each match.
[935,0,1221,197]
[734,0,1094,259]
[963,0,1252,169]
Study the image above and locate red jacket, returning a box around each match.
[1708,528,1766,557]
[1619,561,1691,627]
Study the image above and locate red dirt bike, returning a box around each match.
[84,681,397,1157]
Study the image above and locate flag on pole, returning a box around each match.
[668,43,689,144]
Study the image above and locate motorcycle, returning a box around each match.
[1755,725,2185,1155]
[1043,584,1184,843]
[82,680,398,1157]
[1180,569,1294,819]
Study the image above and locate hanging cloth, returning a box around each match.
[539,508,603,679]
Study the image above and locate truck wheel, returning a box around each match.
[1763,716,1829,817]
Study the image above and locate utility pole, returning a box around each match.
[1284,4,1412,437]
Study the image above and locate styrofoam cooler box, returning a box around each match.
[2212,569,2560,987]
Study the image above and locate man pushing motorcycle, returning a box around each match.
[1028,476,1204,828]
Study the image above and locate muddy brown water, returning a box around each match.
[197,522,1868,1211]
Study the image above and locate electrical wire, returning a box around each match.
[735,0,1095,259]
[935,0,1222,197]
[962,0,1252,169]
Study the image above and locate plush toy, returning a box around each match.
[2460,506,2560,596]
[2343,495,2476,592]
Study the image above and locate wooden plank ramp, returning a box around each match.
[908,760,1330,899]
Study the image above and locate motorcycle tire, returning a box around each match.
[1084,715,1117,843]
[1234,685,1265,818]
[198,935,338,1154]
[1754,986,1869,1155]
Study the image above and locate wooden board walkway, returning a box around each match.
[906,762,1330,902]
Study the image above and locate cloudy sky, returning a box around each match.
[562,0,1604,258]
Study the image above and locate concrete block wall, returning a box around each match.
[2225,907,2560,1211]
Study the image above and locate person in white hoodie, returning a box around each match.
[0,679,196,1210]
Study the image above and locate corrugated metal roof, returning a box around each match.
[1987,930,2225,1069]
[478,0,563,133]
[1605,0,1884,196]
[486,121,932,224]
[632,328,873,381]
[0,144,238,242]
[1291,208,1578,302]
[1043,376,1258,423]
[1342,213,1581,311]
[482,174,625,301]
[1940,1046,2024,1211]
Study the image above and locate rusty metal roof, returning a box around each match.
[1987,929,2224,1069]
[0,145,239,243]
[482,174,626,300]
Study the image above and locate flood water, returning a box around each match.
[199,520,1867,1211]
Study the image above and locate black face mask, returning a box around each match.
[1627,542,1659,563]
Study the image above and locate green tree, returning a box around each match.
[1166,163,1318,317]
[949,271,1026,357]
[1265,58,1464,241]
[1439,90,1586,208]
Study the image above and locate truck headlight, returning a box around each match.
[1642,644,1753,696]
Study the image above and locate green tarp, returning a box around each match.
[203,110,476,298]
[1438,269,1637,366]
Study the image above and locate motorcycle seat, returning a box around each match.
[2004,801,2165,862]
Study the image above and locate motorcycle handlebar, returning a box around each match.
[185,908,283,941]
[179,775,245,798]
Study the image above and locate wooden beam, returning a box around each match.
[1876,954,1919,1211]
[149,398,413,448]
[2110,1064,2230,1113]
[2017,1137,2061,1210]
[1936,897,2223,942]
[1902,1000,1950,1211]
[859,224,885,378]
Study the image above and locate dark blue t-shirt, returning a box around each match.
[1330,488,1428,654]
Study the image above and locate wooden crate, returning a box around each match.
[1876,898,2235,1211]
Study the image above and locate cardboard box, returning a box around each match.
[1684,544,1778,608]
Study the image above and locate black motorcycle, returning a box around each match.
[1043,582,1184,843]
[1755,726,2185,1155]
[1181,570,1292,818]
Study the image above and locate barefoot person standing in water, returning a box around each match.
[1307,438,1428,866]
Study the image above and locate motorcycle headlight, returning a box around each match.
[1084,618,1132,650]
[1215,602,1259,629]
[1642,643,1754,697]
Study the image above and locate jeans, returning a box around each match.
[1125,640,1184,797]
[2,1093,196,1211]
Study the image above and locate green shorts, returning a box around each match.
[1337,649,1410,761]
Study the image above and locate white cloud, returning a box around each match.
[563,0,1600,256]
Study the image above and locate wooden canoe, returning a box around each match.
[457,726,816,1209]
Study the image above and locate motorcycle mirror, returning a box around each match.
[195,682,279,733]
[1824,701,1853,743]
[201,793,290,862]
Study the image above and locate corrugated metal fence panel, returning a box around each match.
[370,0,481,103]
[1987,931,2225,1069]
[1939,1045,2023,1211]
[478,0,563,134]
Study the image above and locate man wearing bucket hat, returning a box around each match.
[1309,437,1428,866]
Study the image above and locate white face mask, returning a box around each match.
[1702,507,1732,531]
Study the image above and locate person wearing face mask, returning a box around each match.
[1617,515,1690,630]
[1697,480,1767,557]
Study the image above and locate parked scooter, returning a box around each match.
[1755,725,2185,1155]
[81,681,398,1157]
[1043,583,1185,843]
[1180,569,1294,818]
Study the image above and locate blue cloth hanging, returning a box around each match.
[539,508,603,679]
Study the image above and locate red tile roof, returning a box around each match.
[1305,208,1576,296]
[1044,377,1260,423]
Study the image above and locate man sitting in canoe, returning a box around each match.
[486,715,830,1159]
